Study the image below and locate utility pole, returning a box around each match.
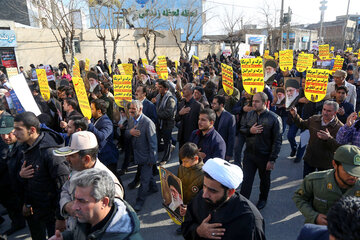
[279,0,284,50]
[319,0,328,44]
[286,6,291,49]
[341,0,351,50]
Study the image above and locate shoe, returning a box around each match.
[2,223,26,236]
[256,200,267,210]
[133,202,143,212]
[128,181,140,189]
[290,149,296,157]
[176,227,182,235]
[294,158,302,163]
[147,188,159,196]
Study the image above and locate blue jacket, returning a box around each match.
[88,114,119,166]
[297,224,329,240]
[189,127,226,162]
[142,98,158,125]
[215,110,236,158]
[337,100,354,124]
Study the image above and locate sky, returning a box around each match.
[203,0,360,35]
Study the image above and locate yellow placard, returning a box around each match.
[118,64,133,77]
[6,67,18,79]
[113,75,132,107]
[296,53,313,72]
[304,69,329,102]
[108,64,112,74]
[330,46,334,51]
[240,58,264,95]
[158,55,168,80]
[142,58,149,66]
[331,56,344,74]
[319,44,329,60]
[72,77,92,119]
[346,47,353,53]
[175,61,178,72]
[358,50,360,66]
[85,58,90,72]
[36,69,50,101]
[274,52,279,60]
[221,63,234,96]
[279,50,293,71]
[73,57,81,78]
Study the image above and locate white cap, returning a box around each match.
[53,131,98,156]
[203,158,243,189]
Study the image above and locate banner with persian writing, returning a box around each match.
[304,69,329,102]
[240,58,264,95]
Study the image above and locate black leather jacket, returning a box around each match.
[240,109,282,161]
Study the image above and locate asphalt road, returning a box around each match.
[1,135,306,240]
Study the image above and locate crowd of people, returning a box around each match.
[0,48,359,240]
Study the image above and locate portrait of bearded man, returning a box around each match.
[285,78,300,109]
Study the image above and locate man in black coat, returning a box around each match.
[182,158,265,240]
[15,112,70,240]
[176,83,203,149]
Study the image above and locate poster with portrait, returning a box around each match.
[284,77,301,110]
[159,167,184,225]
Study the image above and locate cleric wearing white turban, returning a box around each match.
[203,158,243,189]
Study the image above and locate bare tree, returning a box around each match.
[259,1,280,53]
[220,8,248,57]
[167,0,209,60]
[31,0,86,70]
[133,1,164,64]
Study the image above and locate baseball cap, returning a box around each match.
[0,115,14,134]
[53,131,98,156]
[334,145,360,177]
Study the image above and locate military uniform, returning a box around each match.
[293,169,360,223]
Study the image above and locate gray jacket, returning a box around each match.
[125,114,158,165]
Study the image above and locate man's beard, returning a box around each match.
[264,70,276,82]
[285,91,299,108]
[203,190,228,209]
[169,194,183,211]
[89,82,98,92]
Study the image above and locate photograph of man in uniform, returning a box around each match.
[285,77,300,109]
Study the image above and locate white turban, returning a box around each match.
[203,158,243,189]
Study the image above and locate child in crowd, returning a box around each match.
[177,142,204,218]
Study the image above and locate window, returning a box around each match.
[63,37,81,54]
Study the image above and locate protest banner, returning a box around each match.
[279,50,293,71]
[346,47,353,53]
[118,63,133,77]
[330,46,334,51]
[113,75,132,107]
[221,63,234,95]
[240,58,264,95]
[296,53,313,72]
[175,60,178,72]
[38,65,55,81]
[222,49,231,57]
[36,69,50,101]
[304,69,329,102]
[72,77,92,119]
[6,67,18,79]
[85,58,90,71]
[274,52,279,60]
[159,167,184,225]
[142,58,149,66]
[9,89,24,114]
[108,64,112,74]
[319,44,329,60]
[145,64,157,77]
[358,49,360,66]
[73,57,81,78]
[158,55,168,80]
[264,50,273,59]
[9,74,41,116]
[330,55,344,74]
[284,77,301,109]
